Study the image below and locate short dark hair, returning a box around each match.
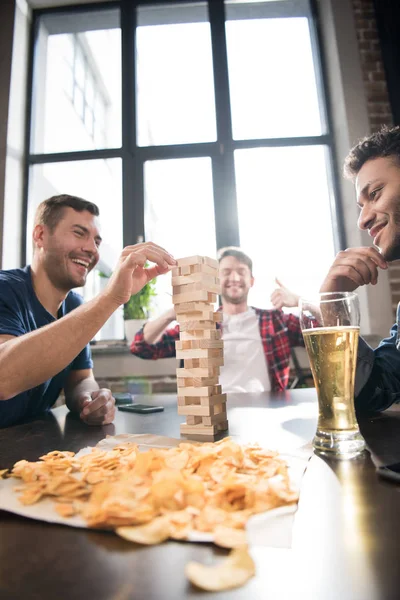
[34,194,100,232]
[344,125,400,179]
[217,246,253,274]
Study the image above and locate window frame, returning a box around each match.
[22,0,345,264]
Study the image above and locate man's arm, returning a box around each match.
[131,321,180,359]
[64,369,115,425]
[142,307,176,344]
[0,242,176,400]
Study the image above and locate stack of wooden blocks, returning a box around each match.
[172,255,228,441]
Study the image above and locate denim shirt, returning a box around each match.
[356,305,400,413]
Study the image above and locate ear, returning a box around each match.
[250,275,255,289]
[32,224,46,250]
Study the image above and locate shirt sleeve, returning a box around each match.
[130,324,179,359]
[0,282,26,337]
[282,312,304,347]
[355,323,400,414]
[70,343,93,371]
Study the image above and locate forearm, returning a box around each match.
[143,313,175,344]
[0,292,117,400]
[65,376,99,413]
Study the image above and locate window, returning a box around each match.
[25,0,341,339]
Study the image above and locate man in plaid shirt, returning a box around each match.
[131,248,304,392]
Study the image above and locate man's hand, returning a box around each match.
[104,242,176,307]
[320,247,388,293]
[79,388,116,425]
[270,278,300,309]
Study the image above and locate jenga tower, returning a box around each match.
[172,255,228,441]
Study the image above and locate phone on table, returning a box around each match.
[113,392,133,405]
[376,462,400,483]
[118,403,164,414]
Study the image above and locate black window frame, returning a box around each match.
[22,0,345,265]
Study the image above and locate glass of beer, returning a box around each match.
[300,291,366,458]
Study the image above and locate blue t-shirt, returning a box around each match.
[0,266,93,428]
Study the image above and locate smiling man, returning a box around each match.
[131,247,304,393]
[320,125,400,413]
[0,194,176,427]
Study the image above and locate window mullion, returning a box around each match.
[121,0,143,246]
[208,0,239,249]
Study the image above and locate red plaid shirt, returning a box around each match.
[131,307,304,391]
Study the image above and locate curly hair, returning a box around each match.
[344,125,400,179]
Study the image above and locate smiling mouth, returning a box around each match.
[71,258,91,270]
[370,224,386,245]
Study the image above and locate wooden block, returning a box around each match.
[173,290,210,304]
[176,367,220,378]
[180,431,220,442]
[177,310,214,321]
[172,273,218,286]
[177,376,219,387]
[177,396,200,406]
[178,404,215,416]
[176,385,219,397]
[191,263,218,276]
[200,393,227,407]
[176,256,204,267]
[175,340,223,351]
[173,281,220,295]
[175,302,211,313]
[202,411,228,426]
[186,415,203,425]
[203,256,219,269]
[184,357,224,368]
[177,348,222,359]
[179,321,216,332]
[180,422,217,435]
[171,267,180,277]
[180,330,221,341]
[217,420,229,431]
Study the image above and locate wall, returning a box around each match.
[0,1,16,269]
[351,0,398,317]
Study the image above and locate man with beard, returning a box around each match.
[0,194,176,427]
[320,125,400,413]
[131,247,304,393]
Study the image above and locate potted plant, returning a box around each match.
[98,269,156,344]
[123,275,157,345]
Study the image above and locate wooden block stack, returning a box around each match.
[172,255,228,441]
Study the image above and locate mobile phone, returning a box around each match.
[118,403,164,414]
[113,392,133,405]
[376,462,400,483]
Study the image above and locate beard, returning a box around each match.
[379,207,400,261]
[221,289,248,305]
[43,248,88,292]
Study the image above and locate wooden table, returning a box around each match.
[1,389,400,600]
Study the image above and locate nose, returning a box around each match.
[358,204,376,231]
[81,236,99,259]
[230,270,241,282]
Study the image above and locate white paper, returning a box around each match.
[0,434,310,547]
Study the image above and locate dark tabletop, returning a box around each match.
[1,389,400,600]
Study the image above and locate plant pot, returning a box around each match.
[124,319,147,346]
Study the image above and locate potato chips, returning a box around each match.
[8,437,298,590]
[9,438,297,532]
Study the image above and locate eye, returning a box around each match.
[74,230,83,237]
[370,187,383,200]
